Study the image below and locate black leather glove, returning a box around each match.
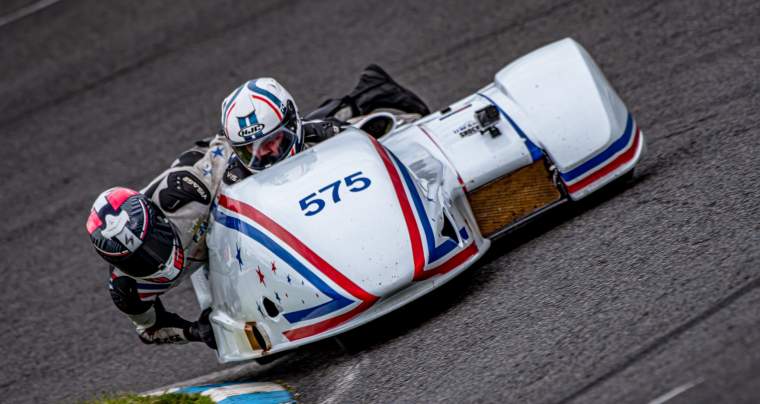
[185,308,217,350]
[303,118,346,144]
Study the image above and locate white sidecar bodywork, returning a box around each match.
[193,38,645,362]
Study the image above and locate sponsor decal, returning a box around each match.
[191,218,208,243]
[160,172,212,212]
[181,175,209,201]
[454,120,480,137]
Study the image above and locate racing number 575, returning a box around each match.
[299,171,372,216]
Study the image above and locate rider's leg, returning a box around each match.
[304,64,431,121]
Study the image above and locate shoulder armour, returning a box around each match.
[173,150,205,168]
[158,171,212,212]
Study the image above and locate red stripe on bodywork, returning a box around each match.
[218,195,376,302]
[367,137,426,278]
[106,188,138,210]
[283,243,478,340]
[282,301,374,341]
[86,210,102,234]
[252,95,283,121]
[567,128,641,194]
[415,243,478,281]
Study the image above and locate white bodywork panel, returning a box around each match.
[195,38,645,362]
[488,38,644,199]
[205,131,488,362]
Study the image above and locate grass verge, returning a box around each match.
[82,393,215,404]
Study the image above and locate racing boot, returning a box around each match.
[304,64,431,121]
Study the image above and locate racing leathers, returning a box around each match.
[107,121,346,347]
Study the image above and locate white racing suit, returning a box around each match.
[107,126,341,347]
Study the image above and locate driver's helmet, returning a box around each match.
[86,187,184,281]
[220,78,303,171]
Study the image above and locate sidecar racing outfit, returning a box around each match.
[88,64,431,348]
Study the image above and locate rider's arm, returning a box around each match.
[109,269,196,345]
[105,135,229,347]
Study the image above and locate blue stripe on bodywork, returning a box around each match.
[388,151,462,263]
[559,113,634,182]
[477,93,543,162]
[247,80,282,108]
[213,208,353,323]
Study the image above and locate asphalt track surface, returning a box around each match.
[1,0,758,402]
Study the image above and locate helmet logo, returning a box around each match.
[238,123,265,138]
[237,111,265,138]
[101,210,129,238]
[101,210,144,252]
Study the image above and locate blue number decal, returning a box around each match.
[299,171,372,216]
[299,193,326,216]
[345,171,372,192]
[319,180,342,203]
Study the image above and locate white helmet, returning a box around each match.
[220,78,303,171]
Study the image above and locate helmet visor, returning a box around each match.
[233,126,298,171]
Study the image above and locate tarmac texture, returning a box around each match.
[0,0,758,402]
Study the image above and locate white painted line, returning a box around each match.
[647,378,704,404]
[319,354,369,404]
[0,0,63,28]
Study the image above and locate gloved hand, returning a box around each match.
[185,308,217,350]
[136,300,193,345]
[303,118,346,144]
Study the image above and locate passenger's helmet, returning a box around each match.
[86,187,184,280]
[221,78,303,171]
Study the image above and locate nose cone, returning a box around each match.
[221,130,418,298]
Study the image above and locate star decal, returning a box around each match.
[286,274,292,284]
[202,167,212,177]
[271,261,277,273]
[211,146,225,158]
[275,292,281,302]
[235,244,243,271]
[256,266,266,285]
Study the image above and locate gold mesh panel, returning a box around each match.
[467,159,561,237]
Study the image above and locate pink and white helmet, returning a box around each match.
[86,187,184,281]
[220,78,303,171]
